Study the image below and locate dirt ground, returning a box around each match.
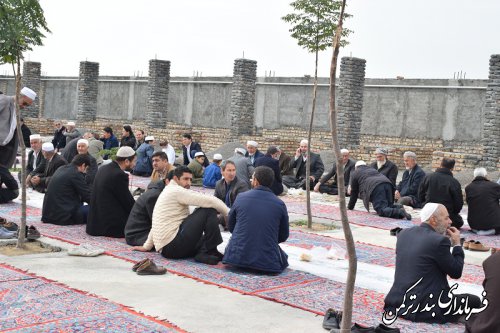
[290,220,337,231]
[0,241,58,256]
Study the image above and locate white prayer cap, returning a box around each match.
[66,121,76,126]
[300,139,308,145]
[355,160,366,168]
[20,87,36,100]
[213,153,223,160]
[116,146,136,158]
[194,152,205,157]
[145,136,155,141]
[235,147,246,155]
[246,140,258,148]
[420,203,440,222]
[42,142,54,152]
[77,139,89,146]
[375,147,388,155]
[340,149,349,154]
[29,134,41,141]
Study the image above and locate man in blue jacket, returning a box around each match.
[223,166,289,274]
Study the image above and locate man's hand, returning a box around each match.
[313,183,320,192]
[347,185,351,195]
[446,227,461,246]
[31,176,40,186]
[394,190,400,200]
[25,175,32,186]
[132,246,148,252]
[295,147,301,158]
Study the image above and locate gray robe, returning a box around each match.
[0,95,18,168]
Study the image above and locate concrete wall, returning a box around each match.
[0,76,487,142]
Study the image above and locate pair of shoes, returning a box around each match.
[194,252,220,265]
[0,227,17,239]
[25,225,41,240]
[330,323,400,333]
[390,227,402,236]
[1,221,18,232]
[323,308,342,330]
[67,244,105,257]
[468,241,490,252]
[135,259,167,275]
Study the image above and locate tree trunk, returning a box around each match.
[14,60,27,248]
[328,1,356,331]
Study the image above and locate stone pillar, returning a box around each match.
[22,61,41,118]
[230,58,257,138]
[77,61,99,122]
[337,57,366,150]
[482,54,500,169]
[146,59,170,128]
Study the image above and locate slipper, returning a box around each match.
[26,225,41,241]
[468,241,490,252]
[390,227,402,236]
[1,221,18,232]
[136,260,167,275]
[132,258,150,272]
[463,240,475,250]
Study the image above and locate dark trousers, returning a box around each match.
[161,208,222,259]
[0,188,18,203]
[370,183,404,219]
[283,175,317,190]
[319,183,339,195]
[449,212,464,229]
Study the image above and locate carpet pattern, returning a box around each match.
[0,264,184,332]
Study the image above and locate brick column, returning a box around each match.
[77,61,99,122]
[230,58,257,138]
[337,57,366,149]
[22,61,41,118]
[482,54,500,169]
[146,59,170,128]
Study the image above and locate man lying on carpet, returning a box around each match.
[133,166,229,265]
[223,166,289,274]
[384,203,482,324]
[348,161,411,220]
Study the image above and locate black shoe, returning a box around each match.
[330,323,376,333]
[390,227,402,236]
[375,323,400,332]
[323,308,342,330]
[207,249,224,260]
[399,209,411,220]
[194,253,220,265]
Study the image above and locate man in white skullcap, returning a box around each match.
[228,147,254,186]
[181,133,208,167]
[314,148,356,195]
[76,138,98,186]
[187,151,206,186]
[63,121,81,145]
[370,147,398,186]
[26,142,67,193]
[245,140,264,166]
[283,139,324,190]
[18,134,45,183]
[87,146,136,238]
[202,153,223,189]
[0,87,36,169]
[384,203,481,324]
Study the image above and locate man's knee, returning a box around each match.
[397,196,413,206]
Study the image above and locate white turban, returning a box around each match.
[21,87,37,100]
[420,203,440,222]
[246,140,258,148]
[29,134,41,141]
[355,160,366,168]
[77,139,89,146]
[42,142,54,152]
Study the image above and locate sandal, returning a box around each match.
[468,241,490,252]
[463,240,474,250]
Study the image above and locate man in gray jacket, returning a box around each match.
[228,147,254,186]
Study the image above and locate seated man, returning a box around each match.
[52,121,66,152]
[465,167,500,235]
[203,153,223,189]
[394,151,425,208]
[150,151,174,183]
[76,139,98,186]
[26,142,67,193]
[384,203,481,324]
[245,140,264,166]
[214,160,250,208]
[62,136,82,165]
[254,146,284,196]
[181,133,208,167]
[187,151,205,186]
[18,134,45,183]
[314,148,355,195]
[63,121,81,146]
[419,158,464,228]
[159,139,176,165]
[125,172,173,246]
[228,147,254,186]
[223,166,289,273]
[133,166,229,265]
[87,146,136,238]
[100,126,119,160]
[83,132,104,165]
[370,148,398,186]
[277,146,293,177]
[283,139,324,190]
[348,161,411,220]
[0,166,19,203]
[41,154,91,225]
[465,252,500,332]
[133,136,155,177]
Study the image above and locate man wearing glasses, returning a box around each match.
[51,120,67,152]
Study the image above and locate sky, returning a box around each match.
[1,0,499,79]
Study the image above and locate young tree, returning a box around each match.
[328,1,357,331]
[282,0,351,229]
[0,0,50,248]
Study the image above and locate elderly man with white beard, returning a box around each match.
[370,147,398,186]
[394,151,426,208]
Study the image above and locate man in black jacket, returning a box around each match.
[76,139,98,186]
[42,154,91,225]
[26,142,67,193]
[18,134,45,183]
[370,147,398,186]
[348,161,411,220]
[283,139,324,190]
[254,146,284,196]
[51,120,66,152]
[182,133,208,167]
[314,148,355,195]
[87,146,136,238]
[418,158,463,228]
[394,151,426,208]
[384,203,480,324]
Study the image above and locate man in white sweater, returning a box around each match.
[133,166,229,265]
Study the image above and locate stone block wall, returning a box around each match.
[77,61,99,122]
[230,59,257,138]
[146,60,170,128]
[21,61,41,118]
[481,54,500,168]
